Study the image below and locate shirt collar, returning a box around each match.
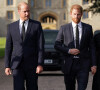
[72,21,82,28]
[19,19,29,25]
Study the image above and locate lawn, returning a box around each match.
[0,37,6,58]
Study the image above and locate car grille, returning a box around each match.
[44,52,59,59]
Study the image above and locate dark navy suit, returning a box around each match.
[92,30,100,90]
[5,19,44,90]
[54,22,96,90]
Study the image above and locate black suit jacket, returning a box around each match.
[54,22,96,74]
[94,30,100,68]
[92,30,100,90]
[5,19,44,69]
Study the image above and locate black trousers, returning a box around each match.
[12,61,38,90]
[64,58,89,90]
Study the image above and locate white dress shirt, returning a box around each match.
[19,19,29,34]
[72,21,82,48]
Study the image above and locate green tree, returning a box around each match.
[88,0,100,13]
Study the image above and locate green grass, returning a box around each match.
[0,37,6,58]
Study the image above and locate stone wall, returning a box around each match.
[0,0,100,36]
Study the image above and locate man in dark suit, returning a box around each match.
[5,2,44,90]
[92,30,100,90]
[54,4,96,90]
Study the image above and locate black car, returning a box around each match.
[43,30,63,70]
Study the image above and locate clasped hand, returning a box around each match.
[69,48,80,55]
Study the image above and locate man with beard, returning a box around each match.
[54,4,96,90]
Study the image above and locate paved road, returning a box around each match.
[0,58,93,90]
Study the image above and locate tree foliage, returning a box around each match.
[88,0,100,13]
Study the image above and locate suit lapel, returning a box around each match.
[69,23,75,48]
[80,23,85,49]
[16,20,22,42]
[24,19,32,41]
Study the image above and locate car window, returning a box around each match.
[44,30,58,44]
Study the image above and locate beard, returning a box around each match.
[72,18,81,24]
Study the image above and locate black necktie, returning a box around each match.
[21,21,25,41]
[76,25,79,49]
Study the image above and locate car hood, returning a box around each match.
[44,44,56,52]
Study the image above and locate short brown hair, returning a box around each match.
[17,2,29,10]
[70,4,83,14]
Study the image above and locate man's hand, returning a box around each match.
[91,66,97,75]
[69,48,80,55]
[5,68,12,75]
[36,65,43,74]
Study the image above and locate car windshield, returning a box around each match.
[44,30,58,44]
